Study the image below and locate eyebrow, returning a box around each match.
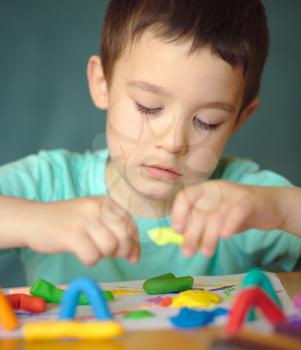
[127,80,171,97]
[127,79,236,113]
[203,101,236,113]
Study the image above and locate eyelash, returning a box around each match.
[134,101,162,116]
[134,101,220,131]
[192,117,220,131]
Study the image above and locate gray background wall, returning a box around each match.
[0,1,300,287]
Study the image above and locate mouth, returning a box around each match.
[142,164,181,181]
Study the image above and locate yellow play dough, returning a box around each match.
[24,321,123,340]
[171,290,222,308]
[148,227,184,246]
[111,289,142,296]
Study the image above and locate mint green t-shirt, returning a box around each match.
[0,148,300,285]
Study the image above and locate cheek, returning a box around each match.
[106,123,135,166]
[106,98,147,167]
[106,118,149,173]
[186,147,219,174]
[107,99,144,142]
[185,130,231,175]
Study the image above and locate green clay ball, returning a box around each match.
[123,310,154,319]
[143,273,193,295]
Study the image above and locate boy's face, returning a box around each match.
[95,31,250,201]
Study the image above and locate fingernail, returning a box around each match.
[128,255,138,264]
[222,232,232,238]
[182,246,194,257]
[201,246,213,257]
[173,224,183,233]
[129,249,140,264]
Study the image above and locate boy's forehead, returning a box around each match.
[113,31,245,105]
[121,30,195,69]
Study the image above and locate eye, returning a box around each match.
[134,102,163,116]
[193,116,220,131]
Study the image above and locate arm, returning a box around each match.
[276,187,301,236]
[0,196,35,249]
[0,151,140,265]
[0,194,140,265]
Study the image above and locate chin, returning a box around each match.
[135,181,177,200]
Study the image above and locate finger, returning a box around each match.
[100,197,141,260]
[67,232,102,266]
[172,187,200,233]
[120,217,141,262]
[100,198,133,257]
[103,211,139,259]
[128,243,141,264]
[128,237,141,263]
[221,205,248,238]
[182,210,207,257]
[199,214,225,257]
[87,222,118,258]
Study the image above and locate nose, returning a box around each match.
[154,116,188,155]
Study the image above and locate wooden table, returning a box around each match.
[1,272,301,350]
[278,271,301,298]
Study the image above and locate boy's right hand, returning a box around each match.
[3,196,140,266]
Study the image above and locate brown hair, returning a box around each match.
[100,0,269,114]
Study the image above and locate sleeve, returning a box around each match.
[222,157,292,187]
[0,150,64,201]
[221,157,301,272]
[225,228,301,272]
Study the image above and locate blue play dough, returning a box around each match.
[59,277,112,321]
[170,307,228,329]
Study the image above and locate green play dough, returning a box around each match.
[143,273,193,295]
[30,278,114,304]
[123,310,154,319]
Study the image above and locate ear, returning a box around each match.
[232,98,260,134]
[87,55,109,110]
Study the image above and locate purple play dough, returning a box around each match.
[293,293,301,310]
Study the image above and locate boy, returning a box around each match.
[0,0,300,285]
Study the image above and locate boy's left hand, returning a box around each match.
[171,180,286,257]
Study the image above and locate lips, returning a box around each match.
[143,164,181,181]
[148,164,180,175]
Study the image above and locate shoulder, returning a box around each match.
[0,148,110,199]
[214,156,292,187]
[37,148,110,196]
